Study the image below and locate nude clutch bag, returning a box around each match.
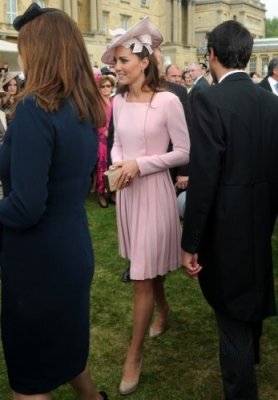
[103,168,121,192]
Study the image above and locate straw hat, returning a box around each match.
[0,72,20,88]
[101,17,163,65]
[0,86,7,97]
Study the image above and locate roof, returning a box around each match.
[253,37,278,53]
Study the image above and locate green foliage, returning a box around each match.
[0,194,277,399]
[265,18,278,37]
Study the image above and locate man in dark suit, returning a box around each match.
[188,61,210,107]
[181,20,278,400]
[165,63,183,85]
[259,57,278,95]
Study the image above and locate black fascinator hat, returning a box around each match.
[13,2,59,31]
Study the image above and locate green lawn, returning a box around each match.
[0,193,277,399]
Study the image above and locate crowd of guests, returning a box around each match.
[91,48,278,218]
[0,3,278,400]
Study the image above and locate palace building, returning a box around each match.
[0,0,276,76]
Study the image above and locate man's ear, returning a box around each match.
[210,48,217,61]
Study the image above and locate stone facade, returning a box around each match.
[0,0,276,76]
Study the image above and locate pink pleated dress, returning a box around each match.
[111,91,190,280]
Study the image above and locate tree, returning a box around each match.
[265,18,278,37]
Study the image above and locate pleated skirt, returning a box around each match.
[116,170,181,280]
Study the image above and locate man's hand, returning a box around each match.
[181,250,202,279]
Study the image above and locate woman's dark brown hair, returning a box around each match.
[17,10,105,127]
[3,76,20,95]
[118,46,163,97]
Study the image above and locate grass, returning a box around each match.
[0,193,278,399]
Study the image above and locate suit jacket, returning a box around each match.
[165,81,191,132]
[164,81,191,178]
[189,76,210,108]
[258,76,272,92]
[182,72,278,321]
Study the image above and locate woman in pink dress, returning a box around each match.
[101,17,190,395]
[96,76,114,207]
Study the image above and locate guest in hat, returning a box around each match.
[102,17,190,395]
[100,66,118,91]
[2,71,20,96]
[0,3,108,400]
[1,71,21,125]
[0,86,7,143]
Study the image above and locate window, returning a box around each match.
[121,15,130,31]
[103,12,109,34]
[6,0,17,25]
[261,57,269,77]
[141,0,147,5]
[249,57,257,73]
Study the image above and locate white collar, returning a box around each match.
[267,76,278,95]
[218,70,246,83]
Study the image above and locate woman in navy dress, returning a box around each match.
[0,4,108,400]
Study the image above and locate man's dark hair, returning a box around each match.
[267,57,278,77]
[207,20,253,69]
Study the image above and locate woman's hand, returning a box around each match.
[175,176,189,190]
[111,160,139,190]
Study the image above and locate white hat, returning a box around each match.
[1,71,20,88]
[101,17,163,65]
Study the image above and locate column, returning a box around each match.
[71,0,78,23]
[187,0,194,46]
[97,0,103,32]
[63,0,71,16]
[177,0,182,43]
[90,0,98,31]
[165,0,172,43]
[173,0,178,43]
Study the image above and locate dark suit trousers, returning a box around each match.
[215,312,262,400]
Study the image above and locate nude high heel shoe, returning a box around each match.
[149,309,171,339]
[119,358,143,395]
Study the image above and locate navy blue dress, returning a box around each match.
[0,97,98,394]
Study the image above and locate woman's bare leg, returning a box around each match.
[13,393,51,400]
[150,276,170,334]
[121,279,154,382]
[70,365,102,400]
[12,365,103,400]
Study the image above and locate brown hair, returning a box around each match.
[3,76,20,95]
[17,10,105,127]
[98,75,115,88]
[118,46,163,97]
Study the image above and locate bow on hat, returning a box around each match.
[101,17,163,65]
[109,29,153,55]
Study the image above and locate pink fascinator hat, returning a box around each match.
[101,16,163,65]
